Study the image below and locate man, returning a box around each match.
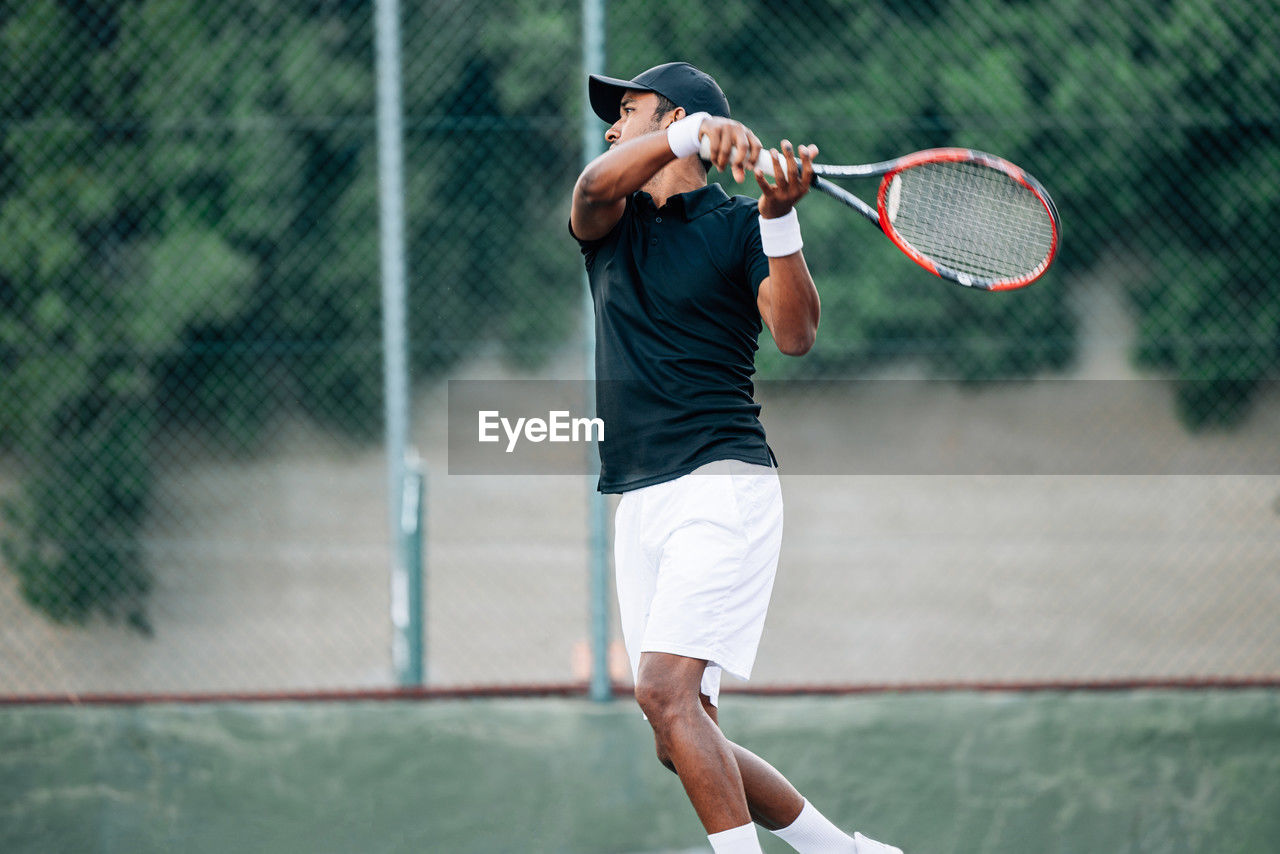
[569,62,902,854]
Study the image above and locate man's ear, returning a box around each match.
[662,106,687,128]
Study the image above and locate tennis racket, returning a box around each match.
[701,138,1061,291]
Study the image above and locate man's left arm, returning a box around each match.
[755,141,820,357]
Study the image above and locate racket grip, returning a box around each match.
[698,135,775,176]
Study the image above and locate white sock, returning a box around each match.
[770,799,858,852]
[708,822,764,854]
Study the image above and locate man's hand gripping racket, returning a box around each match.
[701,136,1061,291]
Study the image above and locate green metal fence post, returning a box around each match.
[374,0,419,686]
[582,0,612,702]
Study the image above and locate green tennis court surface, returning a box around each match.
[3,690,1277,853]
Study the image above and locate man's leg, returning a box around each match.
[634,652,753,835]
[635,652,816,841]
[669,688,903,854]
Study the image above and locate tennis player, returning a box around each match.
[569,62,902,854]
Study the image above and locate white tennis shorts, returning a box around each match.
[613,458,784,707]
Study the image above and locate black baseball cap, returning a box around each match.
[588,61,730,124]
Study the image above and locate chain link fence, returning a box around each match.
[1,0,1277,698]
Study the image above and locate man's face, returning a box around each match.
[605,90,671,147]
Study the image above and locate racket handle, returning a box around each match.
[698,135,775,176]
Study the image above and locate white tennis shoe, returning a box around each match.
[853,831,903,854]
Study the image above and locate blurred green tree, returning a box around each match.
[0,0,381,628]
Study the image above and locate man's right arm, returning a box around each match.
[570,131,680,242]
[570,115,763,242]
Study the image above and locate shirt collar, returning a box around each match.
[635,183,731,221]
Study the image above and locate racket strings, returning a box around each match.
[886,161,1055,281]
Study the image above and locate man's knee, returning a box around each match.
[634,659,718,774]
[633,665,684,728]
[636,679,681,773]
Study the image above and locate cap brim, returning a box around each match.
[588,73,653,124]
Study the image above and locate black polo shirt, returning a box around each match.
[572,183,775,493]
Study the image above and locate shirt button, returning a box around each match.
[650,238,658,245]
[655,216,662,223]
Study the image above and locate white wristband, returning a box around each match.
[667,111,709,159]
[758,209,803,257]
